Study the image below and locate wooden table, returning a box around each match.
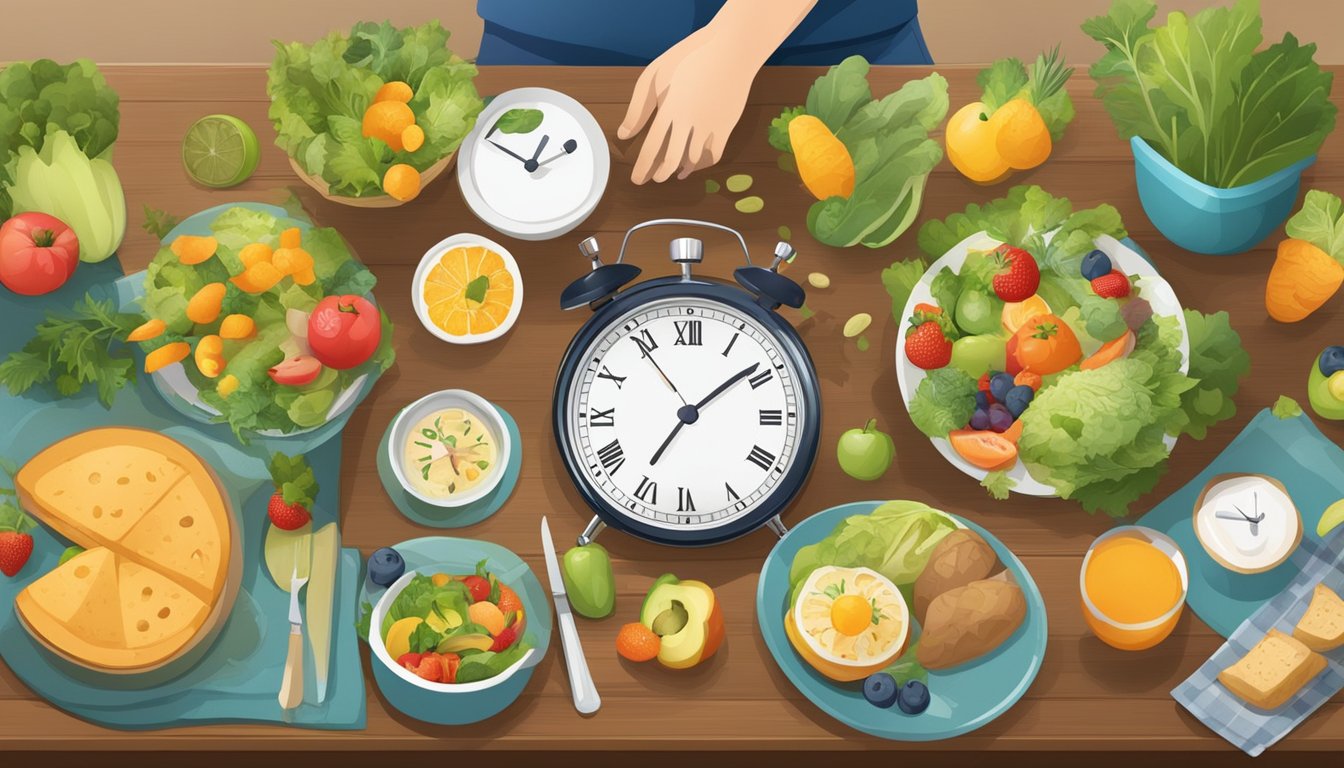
[4,63,1344,762]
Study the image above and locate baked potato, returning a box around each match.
[916,575,1026,670]
[914,528,997,621]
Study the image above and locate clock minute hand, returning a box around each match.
[487,139,528,164]
[694,362,760,410]
[650,363,760,466]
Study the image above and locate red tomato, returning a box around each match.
[0,213,79,296]
[268,355,323,386]
[307,295,381,370]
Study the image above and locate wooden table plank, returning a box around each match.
[3,63,1343,752]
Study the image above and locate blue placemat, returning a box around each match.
[1138,408,1344,638]
[375,406,522,528]
[1173,533,1344,756]
[756,501,1048,741]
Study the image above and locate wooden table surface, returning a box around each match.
[3,63,1344,757]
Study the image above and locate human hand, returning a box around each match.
[617,27,759,184]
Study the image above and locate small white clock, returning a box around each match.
[457,87,609,241]
[1193,473,1302,574]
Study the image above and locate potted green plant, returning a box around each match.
[1083,0,1336,255]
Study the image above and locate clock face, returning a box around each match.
[458,88,609,240]
[1193,474,1302,573]
[564,296,806,532]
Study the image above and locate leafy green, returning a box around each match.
[882,644,928,686]
[141,205,180,240]
[1079,295,1127,341]
[881,258,926,323]
[464,274,489,304]
[8,129,126,262]
[0,294,141,407]
[978,47,1076,140]
[1179,309,1250,439]
[982,471,1016,500]
[1083,0,1335,188]
[494,108,543,134]
[771,57,948,248]
[268,452,319,508]
[267,21,483,198]
[1273,395,1303,419]
[789,500,959,594]
[908,368,978,439]
[1284,190,1344,260]
[0,58,120,220]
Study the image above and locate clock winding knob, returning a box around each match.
[771,241,797,272]
[670,237,704,280]
[579,236,602,269]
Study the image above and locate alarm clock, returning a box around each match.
[457,87,609,241]
[552,219,821,547]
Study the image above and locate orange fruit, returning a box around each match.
[383,163,421,201]
[362,101,415,151]
[949,429,1018,471]
[616,622,660,663]
[170,235,218,265]
[945,102,1011,184]
[468,600,507,636]
[401,125,425,153]
[990,99,1053,170]
[1001,294,1051,335]
[423,245,516,338]
[375,81,414,104]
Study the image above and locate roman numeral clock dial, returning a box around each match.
[567,297,805,532]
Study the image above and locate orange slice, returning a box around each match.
[422,245,517,338]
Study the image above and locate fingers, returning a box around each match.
[630,112,672,185]
[617,65,658,141]
[678,130,727,180]
[650,121,692,184]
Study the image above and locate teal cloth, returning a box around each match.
[1137,408,1344,638]
[375,405,522,528]
[0,232,367,728]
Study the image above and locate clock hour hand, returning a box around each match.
[487,139,529,164]
[537,139,579,168]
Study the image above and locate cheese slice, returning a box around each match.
[14,427,235,672]
[119,473,229,604]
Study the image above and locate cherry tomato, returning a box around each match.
[268,355,323,386]
[1011,313,1081,375]
[0,212,79,296]
[307,294,381,370]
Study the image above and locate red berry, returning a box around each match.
[397,652,424,670]
[991,245,1040,302]
[489,625,519,652]
[267,491,311,531]
[904,315,953,370]
[461,575,491,603]
[1091,270,1131,299]
[0,531,33,577]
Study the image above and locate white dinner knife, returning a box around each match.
[541,516,601,715]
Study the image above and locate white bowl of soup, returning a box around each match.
[388,390,511,507]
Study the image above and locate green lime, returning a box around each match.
[1318,499,1344,538]
[182,114,259,188]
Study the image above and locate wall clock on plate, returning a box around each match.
[552,219,821,547]
[457,87,609,241]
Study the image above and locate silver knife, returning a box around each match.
[541,516,601,715]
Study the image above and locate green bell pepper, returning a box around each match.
[561,542,615,618]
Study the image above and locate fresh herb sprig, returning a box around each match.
[268,452,319,509]
[0,294,142,407]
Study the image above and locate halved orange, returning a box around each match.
[423,245,516,338]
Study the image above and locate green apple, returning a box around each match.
[1307,357,1344,420]
[561,542,615,618]
[836,418,895,481]
[955,289,1003,336]
[950,334,1006,379]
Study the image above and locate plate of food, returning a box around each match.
[412,233,522,344]
[757,500,1046,741]
[124,203,394,440]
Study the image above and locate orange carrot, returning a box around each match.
[1265,238,1344,322]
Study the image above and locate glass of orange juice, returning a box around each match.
[1080,526,1189,651]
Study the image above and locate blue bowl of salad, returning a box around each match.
[1131,136,1315,256]
[366,539,549,725]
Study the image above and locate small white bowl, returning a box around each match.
[412,233,523,345]
[369,569,536,695]
[387,389,511,508]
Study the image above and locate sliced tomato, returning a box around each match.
[268,354,323,386]
[949,429,1018,470]
[1080,330,1136,371]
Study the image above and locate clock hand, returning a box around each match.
[537,139,579,168]
[487,139,529,164]
[693,362,760,410]
[529,134,550,162]
[649,420,687,466]
[641,349,687,406]
[649,363,760,466]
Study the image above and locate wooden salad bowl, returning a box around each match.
[288,151,456,209]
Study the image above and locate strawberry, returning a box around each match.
[991,245,1041,302]
[1091,269,1131,299]
[489,625,519,652]
[0,532,33,577]
[267,491,311,531]
[461,574,491,603]
[905,313,953,370]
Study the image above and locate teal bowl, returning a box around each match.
[1131,136,1314,256]
[366,538,550,726]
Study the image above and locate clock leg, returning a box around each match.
[578,515,606,547]
[766,516,789,539]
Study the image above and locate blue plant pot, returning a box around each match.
[1131,136,1314,256]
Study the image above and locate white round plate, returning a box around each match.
[457,87,610,241]
[151,365,367,438]
[412,233,523,345]
[894,231,1190,497]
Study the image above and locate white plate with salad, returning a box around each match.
[124,203,394,440]
[895,192,1191,508]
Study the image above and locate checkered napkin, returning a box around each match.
[1173,534,1344,756]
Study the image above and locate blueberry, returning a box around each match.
[974,391,990,410]
[987,404,1014,433]
[1004,384,1034,418]
[989,373,1015,403]
[1320,346,1344,376]
[1081,249,1113,281]
[969,408,990,431]
[367,547,406,588]
[863,673,899,709]
[897,680,931,714]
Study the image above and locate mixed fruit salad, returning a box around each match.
[131,206,394,440]
[896,186,1249,516]
[378,561,531,686]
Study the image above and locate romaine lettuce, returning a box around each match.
[789,501,960,596]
